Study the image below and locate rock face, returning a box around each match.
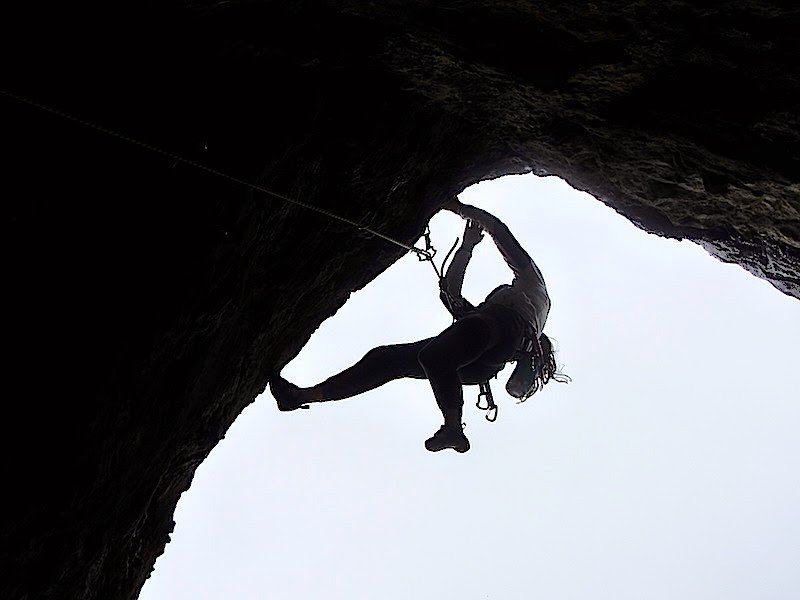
[2,2,798,599]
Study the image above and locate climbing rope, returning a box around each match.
[4,89,513,424]
[0,89,436,262]
[420,227,461,284]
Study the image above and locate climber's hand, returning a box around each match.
[462,220,484,247]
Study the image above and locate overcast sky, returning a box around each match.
[140,174,800,600]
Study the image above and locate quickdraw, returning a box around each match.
[477,380,498,422]
[418,226,437,262]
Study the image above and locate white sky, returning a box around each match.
[140,175,800,600]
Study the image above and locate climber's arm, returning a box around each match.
[445,198,538,280]
[441,220,483,298]
[439,220,482,317]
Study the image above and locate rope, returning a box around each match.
[0,89,434,261]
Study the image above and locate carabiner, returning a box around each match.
[477,382,498,422]
[418,226,437,261]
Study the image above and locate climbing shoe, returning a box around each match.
[269,375,310,412]
[424,424,470,453]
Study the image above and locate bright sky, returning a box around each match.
[140,175,800,600]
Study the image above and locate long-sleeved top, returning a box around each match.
[441,204,550,339]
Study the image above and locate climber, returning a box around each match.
[269,197,565,453]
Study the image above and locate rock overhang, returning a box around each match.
[2,2,798,599]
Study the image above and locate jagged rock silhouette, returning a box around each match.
[3,2,798,599]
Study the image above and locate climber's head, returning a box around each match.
[505,333,567,400]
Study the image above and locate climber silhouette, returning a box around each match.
[270,197,565,453]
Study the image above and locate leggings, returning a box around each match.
[308,304,522,423]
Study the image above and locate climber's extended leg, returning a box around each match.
[270,338,432,411]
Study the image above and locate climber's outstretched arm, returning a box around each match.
[445,198,542,282]
[441,220,483,299]
[438,220,482,317]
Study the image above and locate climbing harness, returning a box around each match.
[439,287,474,320]
[0,89,437,263]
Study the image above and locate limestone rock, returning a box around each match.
[2,2,798,599]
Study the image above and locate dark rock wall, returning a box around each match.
[2,2,797,599]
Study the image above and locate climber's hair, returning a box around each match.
[520,333,570,401]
